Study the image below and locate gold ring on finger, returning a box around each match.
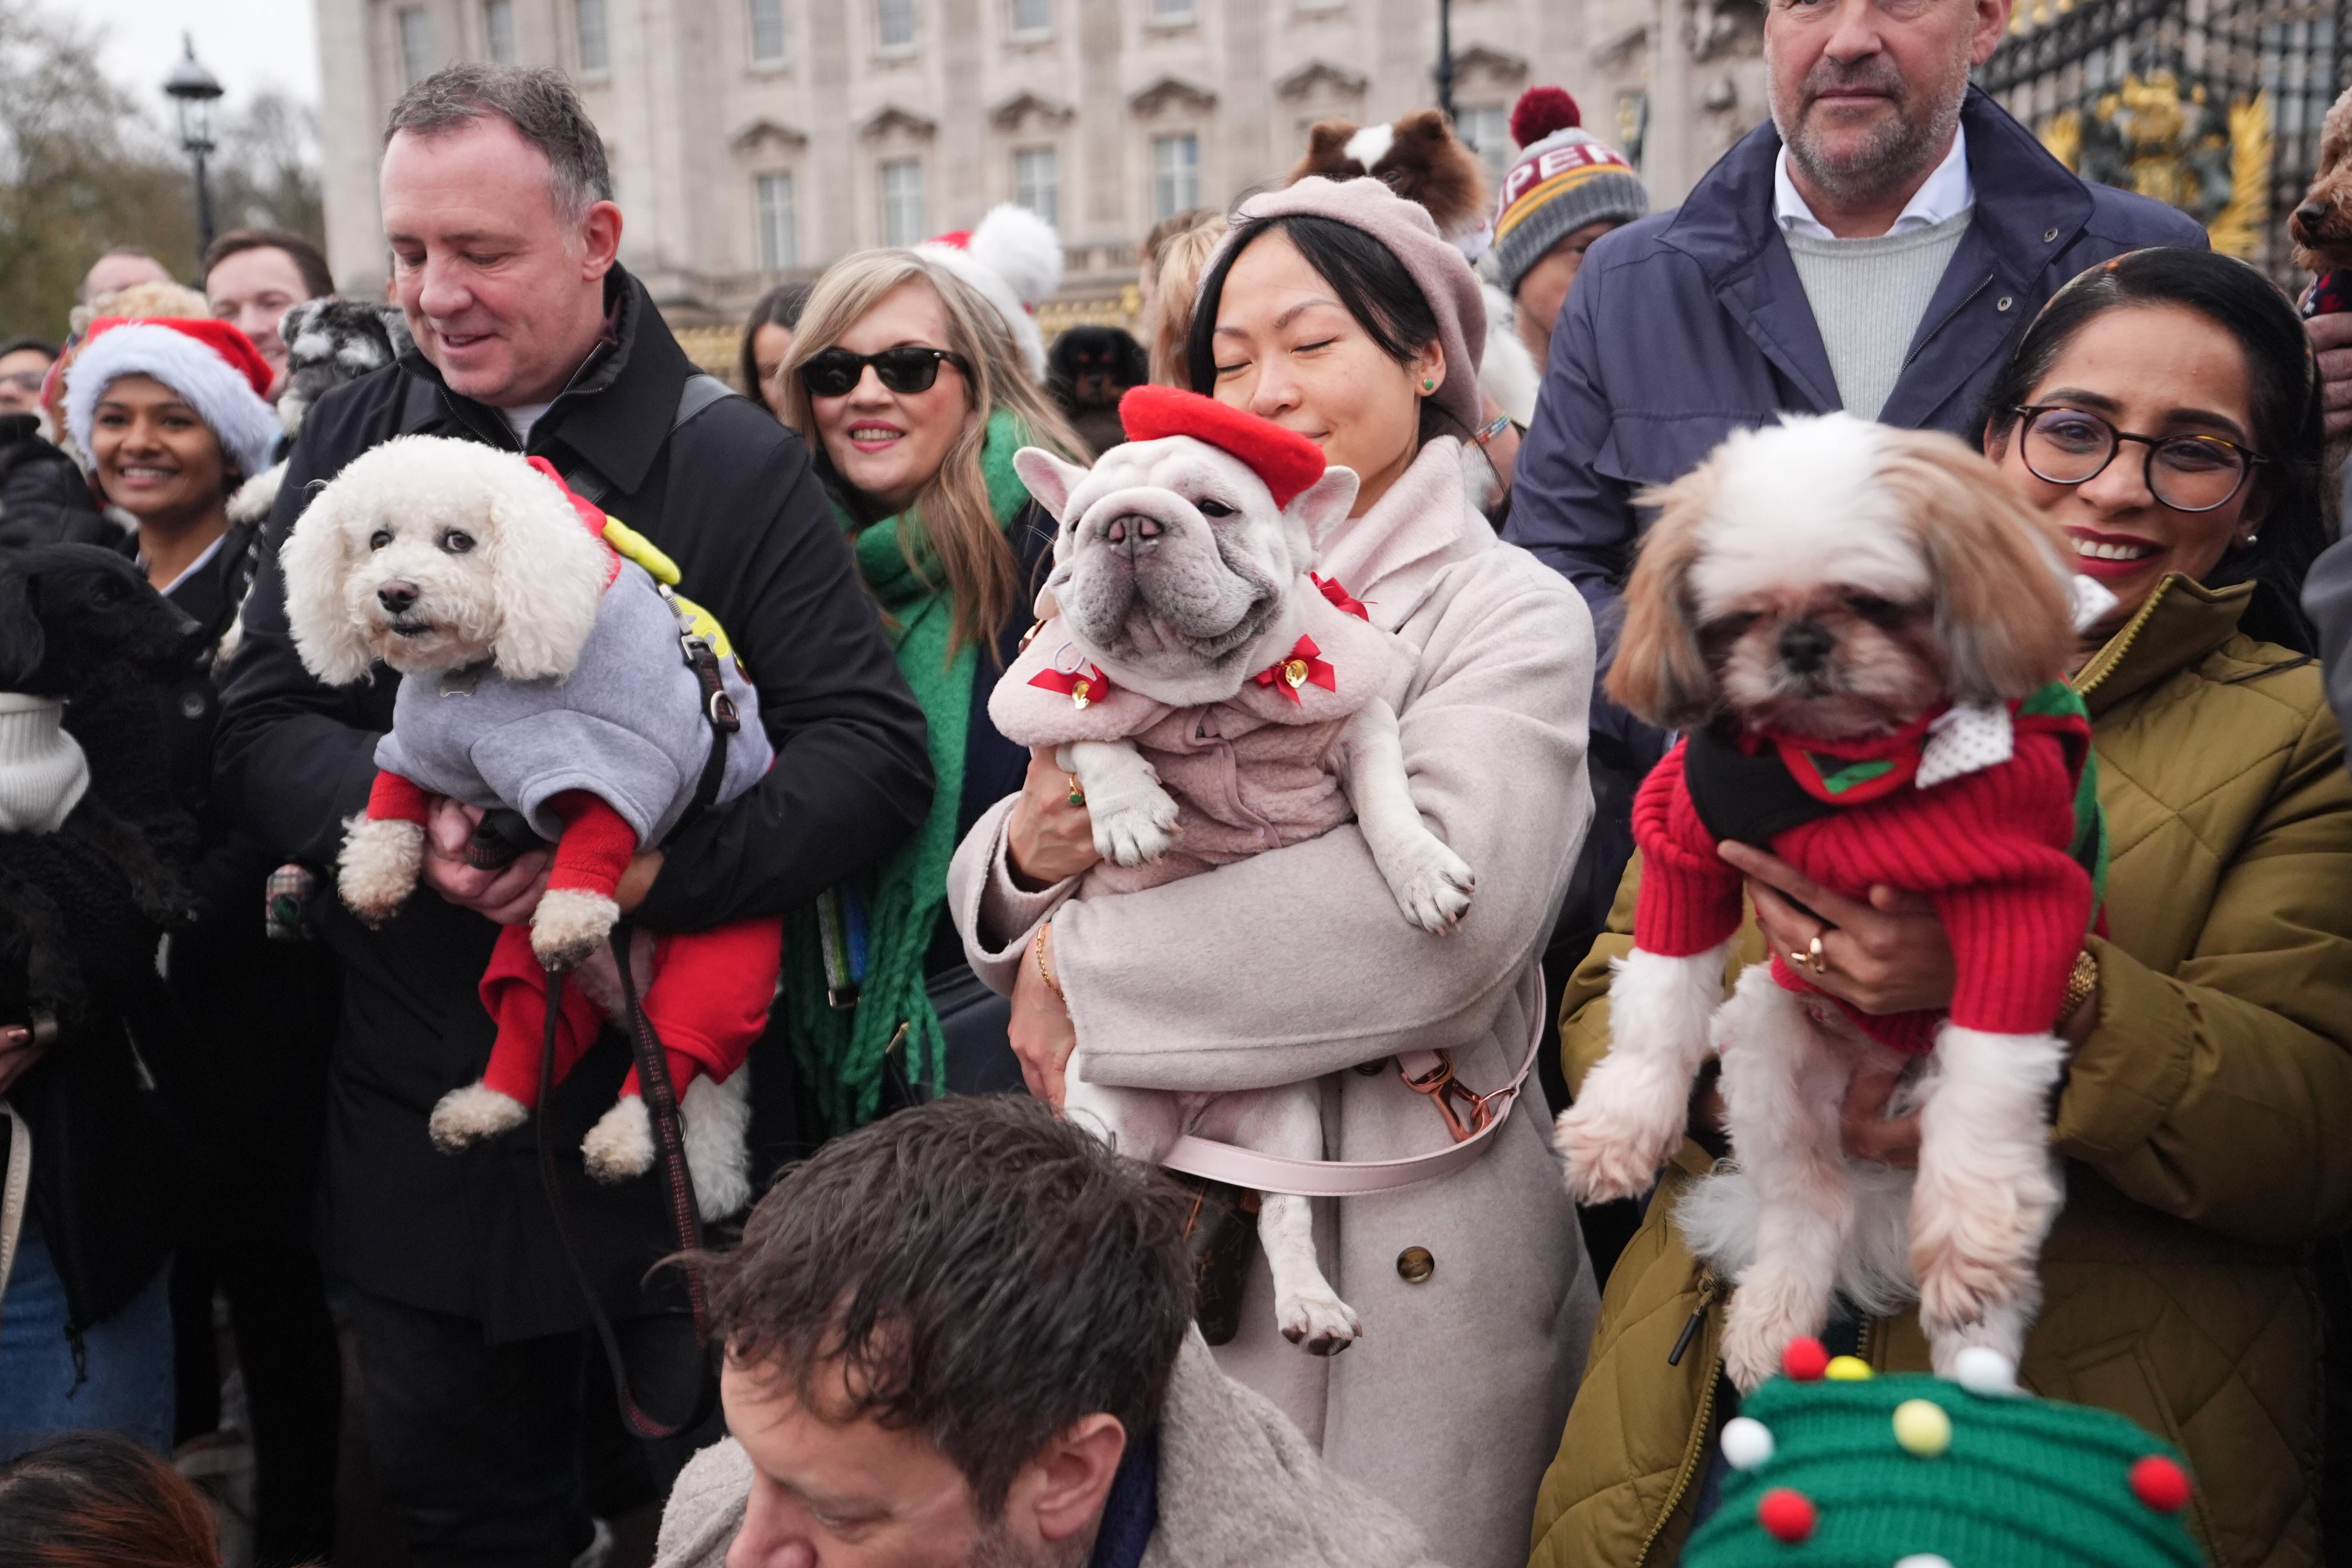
[1807,935,1827,975]
[1064,773,1086,807]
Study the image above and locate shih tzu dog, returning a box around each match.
[281,435,774,1218]
[992,385,1476,1355]
[1555,413,2103,1389]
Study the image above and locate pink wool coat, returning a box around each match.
[989,586,1404,893]
[949,437,1599,1568]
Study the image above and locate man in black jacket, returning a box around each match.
[212,64,932,1566]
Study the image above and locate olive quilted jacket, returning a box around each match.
[1530,576,2352,1568]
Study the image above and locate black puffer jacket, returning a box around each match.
[214,268,933,1338]
[0,414,104,554]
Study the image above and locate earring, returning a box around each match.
[1420,376,1437,393]
[2244,532,2261,546]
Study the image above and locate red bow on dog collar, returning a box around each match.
[1311,573,1371,620]
[1254,636,1335,705]
[1030,662,1113,710]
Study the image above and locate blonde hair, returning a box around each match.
[779,251,1085,661]
[1145,212,1227,387]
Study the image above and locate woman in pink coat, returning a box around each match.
[948,177,1598,1568]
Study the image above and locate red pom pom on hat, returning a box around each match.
[1781,1337,1830,1382]
[2130,1456,2192,1513]
[1510,85,1581,148]
[1757,1488,1817,1543]
[1118,385,1328,510]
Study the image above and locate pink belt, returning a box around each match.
[1157,968,1547,1197]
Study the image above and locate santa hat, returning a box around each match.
[65,318,279,480]
[918,204,1064,382]
[1118,385,1327,509]
[1489,87,1649,298]
[1289,109,1494,263]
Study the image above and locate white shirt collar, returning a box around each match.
[1774,122,1972,240]
[147,530,228,598]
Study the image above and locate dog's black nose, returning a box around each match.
[1777,619,1834,675]
[377,581,420,615]
[2297,201,2332,235]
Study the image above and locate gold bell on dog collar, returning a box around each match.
[1281,658,1309,689]
[1070,675,1093,709]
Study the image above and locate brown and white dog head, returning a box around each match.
[1013,388,1357,707]
[1608,413,2076,741]
[281,434,614,685]
[2293,84,2352,273]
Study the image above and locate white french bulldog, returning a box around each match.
[995,401,1475,1355]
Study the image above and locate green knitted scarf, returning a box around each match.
[787,407,1034,1131]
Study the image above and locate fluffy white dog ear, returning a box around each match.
[1013,447,1091,524]
[280,482,380,686]
[1285,466,1359,556]
[488,462,614,682]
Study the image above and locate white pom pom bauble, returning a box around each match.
[1952,1346,2018,1395]
[1895,1556,1955,1568]
[1719,1415,1774,1470]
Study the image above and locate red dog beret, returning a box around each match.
[1117,385,1328,510]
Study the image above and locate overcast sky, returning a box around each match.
[78,0,320,122]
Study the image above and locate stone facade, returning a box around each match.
[315,0,1764,324]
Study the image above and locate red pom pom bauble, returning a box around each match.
[1781,1337,1830,1382]
[1757,1488,1817,1543]
[1510,85,1581,148]
[2130,1455,2192,1513]
[1118,385,1329,509]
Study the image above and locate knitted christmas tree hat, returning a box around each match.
[1683,1342,2206,1568]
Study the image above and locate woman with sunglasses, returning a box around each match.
[772,251,1086,1134]
[1534,247,2352,1567]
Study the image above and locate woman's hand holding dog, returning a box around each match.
[1722,842,1957,1017]
[1007,749,1101,890]
[420,797,665,923]
[1009,919,1079,1108]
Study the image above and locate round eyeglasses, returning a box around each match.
[2012,404,2265,514]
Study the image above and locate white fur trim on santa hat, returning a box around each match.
[918,203,1064,381]
[65,323,280,482]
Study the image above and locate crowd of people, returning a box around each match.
[4,0,2352,1561]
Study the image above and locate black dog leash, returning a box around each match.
[533,930,717,1440]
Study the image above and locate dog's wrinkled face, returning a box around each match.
[1610,414,2076,741]
[1015,437,1356,695]
[282,435,611,687]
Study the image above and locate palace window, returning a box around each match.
[1149,0,1195,22]
[1152,133,1198,221]
[1457,105,1510,186]
[1010,0,1050,35]
[396,7,433,86]
[882,159,926,246]
[483,0,515,64]
[749,0,786,62]
[877,0,916,50]
[1014,147,1058,228]
[757,174,797,270]
[575,0,610,72]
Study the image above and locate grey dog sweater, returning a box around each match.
[375,559,770,845]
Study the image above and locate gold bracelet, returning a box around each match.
[2058,947,2098,1025]
[1033,922,1065,1002]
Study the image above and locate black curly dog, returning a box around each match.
[0,545,209,1034]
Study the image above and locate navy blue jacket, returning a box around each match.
[1505,86,2206,763]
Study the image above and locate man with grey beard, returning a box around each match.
[1501,0,2203,1010]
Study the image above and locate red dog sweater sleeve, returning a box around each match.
[366,771,431,825]
[1631,743,1746,957]
[545,790,640,900]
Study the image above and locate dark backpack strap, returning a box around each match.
[563,372,737,508]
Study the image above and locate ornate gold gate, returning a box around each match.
[1976,0,2348,281]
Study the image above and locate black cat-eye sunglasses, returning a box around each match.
[797,346,970,399]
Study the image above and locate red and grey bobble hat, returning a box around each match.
[1117,385,1327,509]
[1490,86,1650,299]
[64,317,280,480]
[1682,1341,2207,1568]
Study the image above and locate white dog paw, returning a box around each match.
[1911,1167,2054,1340]
[1379,832,1475,933]
[338,815,424,924]
[428,1082,528,1152]
[581,1096,655,1182]
[1721,1279,1824,1394]
[1554,1099,1678,1205]
[1089,787,1182,867]
[531,887,619,970]
[683,1072,753,1220]
[1277,1282,1363,1357]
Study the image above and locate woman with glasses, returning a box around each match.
[771,251,1086,1133]
[1533,246,2352,1568]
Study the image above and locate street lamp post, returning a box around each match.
[164,36,224,253]
[1435,0,1457,125]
